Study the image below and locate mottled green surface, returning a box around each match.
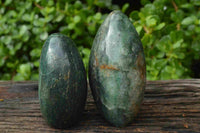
[89,10,146,127]
[39,33,87,129]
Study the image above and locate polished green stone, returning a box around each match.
[89,10,146,127]
[39,33,87,129]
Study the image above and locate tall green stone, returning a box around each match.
[39,33,87,129]
[89,10,146,127]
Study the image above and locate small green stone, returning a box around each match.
[39,33,87,129]
[89,10,146,127]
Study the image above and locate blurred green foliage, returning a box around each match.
[131,0,200,80]
[0,0,199,81]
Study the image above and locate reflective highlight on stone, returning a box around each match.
[89,10,146,127]
[39,33,87,129]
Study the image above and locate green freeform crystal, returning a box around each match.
[39,33,87,129]
[89,10,146,127]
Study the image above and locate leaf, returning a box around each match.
[156,35,171,52]
[68,23,75,30]
[22,14,32,22]
[180,3,193,8]
[129,11,139,20]
[1,36,12,45]
[45,7,55,14]
[54,14,65,22]
[181,16,197,25]
[122,3,129,13]
[31,74,39,80]
[30,48,41,58]
[48,0,54,6]
[136,26,143,34]
[0,7,5,14]
[14,43,22,51]
[74,15,81,23]
[170,10,184,22]
[8,10,17,18]
[20,25,28,36]
[141,4,156,16]
[59,26,68,33]
[154,22,165,30]
[5,0,12,5]
[25,2,32,9]
[40,32,48,40]
[33,18,45,27]
[82,48,90,57]
[45,15,54,22]
[33,60,40,67]
[13,74,25,81]
[0,59,5,67]
[156,52,165,58]
[22,34,30,43]
[141,33,154,46]
[173,39,183,49]
[146,15,157,27]
[6,62,15,68]
[32,27,43,34]
[17,63,31,79]
[160,65,173,80]
[155,59,167,69]
[94,12,102,20]
[74,1,82,9]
